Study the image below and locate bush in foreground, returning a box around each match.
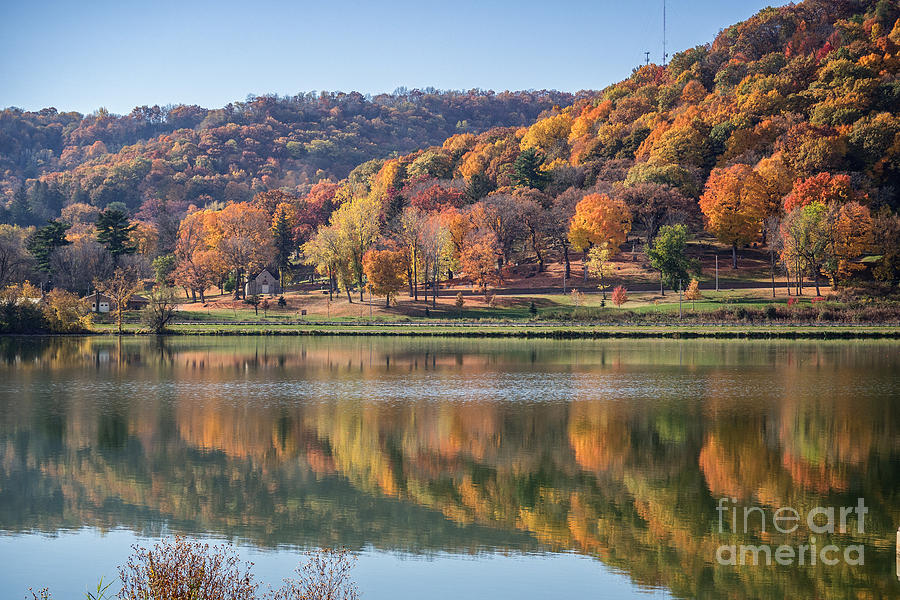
[32,537,359,600]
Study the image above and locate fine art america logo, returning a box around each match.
[715,497,867,566]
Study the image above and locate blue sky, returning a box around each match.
[0,0,781,115]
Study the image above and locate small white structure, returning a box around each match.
[92,296,111,313]
[84,292,149,313]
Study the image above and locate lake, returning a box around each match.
[0,336,898,599]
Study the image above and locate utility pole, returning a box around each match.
[679,280,683,320]
[715,255,719,292]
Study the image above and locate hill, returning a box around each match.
[361,0,900,208]
[0,89,577,223]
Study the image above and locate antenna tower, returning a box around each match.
[663,0,668,66]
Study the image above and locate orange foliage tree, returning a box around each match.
[568,193,631,280]
[212,202,276,299]
[363,249,406,307]
[699,164,768,268]
[823,201,873,286]
[174,209,223,302]
[567,194,632,252]
[782,172,856,212]
[459,233,500,292]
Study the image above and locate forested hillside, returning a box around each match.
[0,89,576,222]
[286,0,900,294]
[2,0,900,317]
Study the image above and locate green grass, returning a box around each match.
[86,321,900,340]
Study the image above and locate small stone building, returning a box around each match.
[245,268,280,296]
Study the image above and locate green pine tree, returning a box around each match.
[272,206,294,288]
[10,184,33,226]
[96,207,137,262]
[512,148,549,190]
[26,220,71,273]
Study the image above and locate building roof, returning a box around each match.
[83,292,149,304]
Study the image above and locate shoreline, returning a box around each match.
[14,323,900,340]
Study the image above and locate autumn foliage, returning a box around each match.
[567,194,631,252]
[611,285,628,307]
[363,249,406,306]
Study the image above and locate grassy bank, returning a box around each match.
[86,321,900,339]
[70,285,900,339]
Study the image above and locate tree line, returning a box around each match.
[1,0,899,319]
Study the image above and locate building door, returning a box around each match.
[262,284,269,295]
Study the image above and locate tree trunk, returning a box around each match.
[432,272,438,307]
[770,249,776,299]
[563,245,571,279]
[732,244,737,269]
[346,288,352,303]
[532,232,544,272]
[412,249,418,301]
[660,274,665,297]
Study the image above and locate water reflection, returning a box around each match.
[0,336,898,599]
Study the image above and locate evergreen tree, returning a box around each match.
[465,172,495,201]
[9,185,33,226]
[272,206,293,287]
[26,220,71,274]
[512,148,549,190]
[96,207,137,262]
[27,181,53,222]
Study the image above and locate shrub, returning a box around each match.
[787,296,797,306]
[570,290,584,306]
[274,548,359,600]
[455,292,465,309]
[118,536,257,600]
[684,279,702,301]
[141,286,178,333]
[42,289,92,333]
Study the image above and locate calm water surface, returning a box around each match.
[0,336,898,599]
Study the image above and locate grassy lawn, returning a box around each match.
[86,284,896,337]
